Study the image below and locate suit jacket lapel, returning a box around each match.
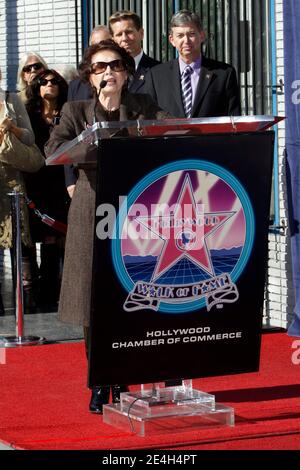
[120,94,142,120]
[119,103,128,121]
[85,101,119,141]
[86,100,104,125]
[192,56,214,116]
[171,60,185,116]
[129,54,148,93]
[119,95,142,137]
[86,93,142,130]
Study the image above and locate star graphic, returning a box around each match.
[136,174,235,282]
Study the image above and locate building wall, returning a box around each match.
[0,0,81,90]
[264,0,294,329]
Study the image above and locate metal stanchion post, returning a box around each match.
[0,190,44,347]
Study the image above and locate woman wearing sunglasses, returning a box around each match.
[17,52,48,104]
[23,69,69,312]
[45,39,170,414]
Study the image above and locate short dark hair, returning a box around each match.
[109,10,142,33]
[26,69,68,113]
[170,10,203,33]
[79,39,135,82]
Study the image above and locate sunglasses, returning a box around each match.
[22,62,44,73]
[39,77,60,86]
[90,59,126,74]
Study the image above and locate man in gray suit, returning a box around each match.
[145,10,240,388]
[145,10,240,118]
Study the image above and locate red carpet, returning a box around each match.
[1,332,300,450]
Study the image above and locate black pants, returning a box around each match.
[39,243,62,304]
[83,326,128,393]
[83,325,90,360]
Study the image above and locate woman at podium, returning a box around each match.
[45,39,170,413]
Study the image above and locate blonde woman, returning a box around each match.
[17,52,48,103]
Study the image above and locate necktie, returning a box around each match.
[181,65,193,118]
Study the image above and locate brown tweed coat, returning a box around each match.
[45,92,169,326]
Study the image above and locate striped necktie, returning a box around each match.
[181,65,193,118]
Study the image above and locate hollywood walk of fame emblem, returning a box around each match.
[111,160,255,315]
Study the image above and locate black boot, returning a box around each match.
[39,243,62,311]
[89,386,110,414]
[111,384,129,404]
[165,379,183,387]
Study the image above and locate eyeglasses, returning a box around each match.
[22,62,44,73]
[39,77,60,86]
[90,59,126,74]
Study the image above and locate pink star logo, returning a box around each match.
[136,174,234,281]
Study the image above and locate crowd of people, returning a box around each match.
[0,9,240,413]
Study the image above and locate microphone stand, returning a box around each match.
[93,80,107,147]
[93,80,107,125]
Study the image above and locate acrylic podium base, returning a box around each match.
[0,335,45,347]
[103,381,234,437]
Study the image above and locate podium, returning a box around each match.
[46,116,281,435]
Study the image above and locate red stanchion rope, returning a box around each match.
[24,195,68,235]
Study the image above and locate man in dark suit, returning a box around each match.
[108,10,160,93]
[145,9,240,118]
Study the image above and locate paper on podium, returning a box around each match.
[45,115,284,166]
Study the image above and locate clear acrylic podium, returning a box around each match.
[46,115,282,436]
[46,115,282,165]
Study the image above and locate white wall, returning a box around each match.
[0,0,81,90]
[264,0,294,329]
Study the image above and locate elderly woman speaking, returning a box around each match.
[45,39,169,414]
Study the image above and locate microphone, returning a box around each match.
[93,81,107,125]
